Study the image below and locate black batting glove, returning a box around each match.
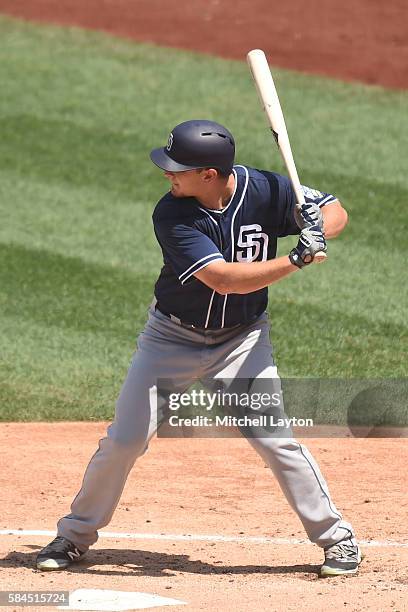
[289,224,327,268]
[294,202,324,230]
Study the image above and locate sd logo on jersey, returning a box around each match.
[236,224,269,262]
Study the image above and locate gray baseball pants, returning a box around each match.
[57,306,354,550]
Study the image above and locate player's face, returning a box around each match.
[164,169,205,198]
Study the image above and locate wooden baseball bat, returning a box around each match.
[246,49,326,261]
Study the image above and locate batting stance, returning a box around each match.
[36,120,362,576]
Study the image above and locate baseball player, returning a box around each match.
[36,120,362,577]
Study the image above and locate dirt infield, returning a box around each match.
[0,0,407,89]
[1,423,408,610]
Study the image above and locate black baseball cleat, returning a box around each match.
[36,536,86,571]
[320,537,362,577]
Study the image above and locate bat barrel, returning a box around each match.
[247,49,306,208]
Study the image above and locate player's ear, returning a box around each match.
[201,168,218,182]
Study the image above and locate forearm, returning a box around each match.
[195,205,338,295]
[196,256,299,295]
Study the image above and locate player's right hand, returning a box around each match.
[289,225,327,268]
[294,202,324,230]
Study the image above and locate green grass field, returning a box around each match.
[0,16,406,421]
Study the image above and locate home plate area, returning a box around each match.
[58,589,186,610]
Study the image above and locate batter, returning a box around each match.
[36,120,362,577]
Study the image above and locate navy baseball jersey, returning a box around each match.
[153,165,336,329]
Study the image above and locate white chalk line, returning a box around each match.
[1,529,407,548]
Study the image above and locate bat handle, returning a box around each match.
[314,252,327,263]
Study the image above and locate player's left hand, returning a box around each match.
[294,202,324,230]
[289,224,327,268]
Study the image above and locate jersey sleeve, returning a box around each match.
[276,175,338,237]
[154,216,225,285]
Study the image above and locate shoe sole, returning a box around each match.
[36,559,71,571]
[320,565,359,577]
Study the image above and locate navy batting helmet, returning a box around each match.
[150,120,235,175]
